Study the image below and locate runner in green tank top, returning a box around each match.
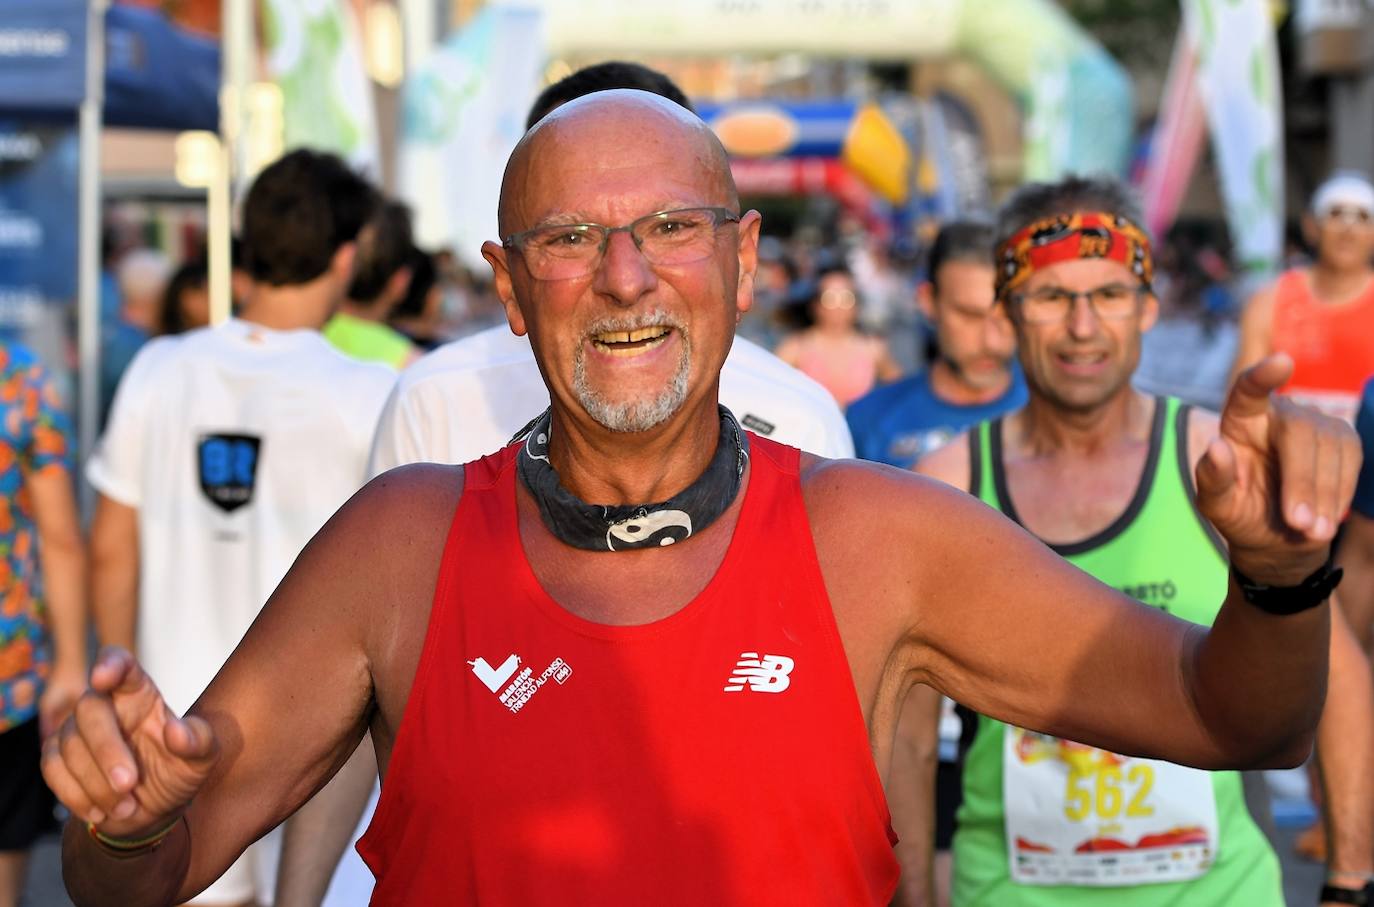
[323,200,421,370]
[892,176,1374,907]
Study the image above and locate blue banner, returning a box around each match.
[0,117,79,373]
[0,0,87,112]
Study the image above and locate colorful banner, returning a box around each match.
[398,6,544,269]
[1183,0,1285,280]
[262,0,379,173]
[1139,28,1208,240]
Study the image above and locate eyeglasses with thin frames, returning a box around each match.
[1011,283,1149,325]
[502,207,741,280]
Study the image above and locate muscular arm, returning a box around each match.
[29,465,88,734]
[60,465,461,906]
[1336,513,1374,649]
[812,462,1328,771]
[1315,602,1374,880]
[887,684,940,907]
[89,494,138,652]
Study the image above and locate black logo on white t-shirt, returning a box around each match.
[741,413,775,436]
[197,434,262,513]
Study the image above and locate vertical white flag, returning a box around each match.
[1182,0,1284,282]
[398,6,544,270]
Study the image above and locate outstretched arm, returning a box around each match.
[899,356,1355,769]
[1314,601,1374,895]
[45,465,460,907]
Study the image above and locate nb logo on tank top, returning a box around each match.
[723,652,794,693]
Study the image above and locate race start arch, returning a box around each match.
[497,0,1134,180]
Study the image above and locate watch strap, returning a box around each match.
[1231,554,1342,615]
[1320,881,1374,906]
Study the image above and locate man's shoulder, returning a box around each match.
[847,373,931,423]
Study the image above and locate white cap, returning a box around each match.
[1312,171,1374,217]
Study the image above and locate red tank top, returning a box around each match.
[1272,268,1374,421]
[356,436,898,905]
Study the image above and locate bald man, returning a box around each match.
[45,92,1357,907]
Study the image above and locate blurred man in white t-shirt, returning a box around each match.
[87,149,395,907]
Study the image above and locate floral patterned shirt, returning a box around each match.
[0,343,74,733]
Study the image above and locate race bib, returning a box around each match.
[1004,727,1218,887]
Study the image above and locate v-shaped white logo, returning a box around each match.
[469,654,520,693]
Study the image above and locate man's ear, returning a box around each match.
[735,210,763,318]
[916,281,935,321]
[383,266,412,307]
[1139,288,1160,333]
[481,240,527,336]
[330,241,357,284]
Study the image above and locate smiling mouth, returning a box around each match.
[1056,351,1108,366]
[590,325,673,356]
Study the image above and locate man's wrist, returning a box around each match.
[1230,551,1341,615]
[1229,547,1331,587]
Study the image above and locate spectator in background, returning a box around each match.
[324,202,422,369]
[159,259,211,336]
[387,247,448,350]
[1135,233,1238,410]
[100,248,170,423]
[846,221,1024,469]
[0,343,85,907]
[776,262,902,407]
[1232,171,1374,422]
[524,59,692,129]
[86,149,395,907]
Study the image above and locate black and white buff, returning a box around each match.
[514,406,749,552]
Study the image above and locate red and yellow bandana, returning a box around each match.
[995,211,1154,300]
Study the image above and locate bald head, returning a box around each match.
[497,90,737,238]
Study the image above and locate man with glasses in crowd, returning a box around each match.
[901,176,1374,907]
[43,93,1358,907]
[1233,171,1374,424]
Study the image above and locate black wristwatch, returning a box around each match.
[1320,880,1374,905]
[1231,554,1343,615]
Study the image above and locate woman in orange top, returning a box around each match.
[1233,172,1374,423]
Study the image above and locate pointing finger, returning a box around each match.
[1224,354,1294,421]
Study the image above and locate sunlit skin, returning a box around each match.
[482,97,762,503]
[1010,258,1157,418]
[918,261,1015,404]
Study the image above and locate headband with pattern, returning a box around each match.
[995,211,1154,300]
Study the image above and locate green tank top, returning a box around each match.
[953,396,1282,906]
[323,312,412,369]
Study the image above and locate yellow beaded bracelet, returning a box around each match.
[86,815,182,858]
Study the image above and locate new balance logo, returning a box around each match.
[469,654,520,693]
[724,652,794,693]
